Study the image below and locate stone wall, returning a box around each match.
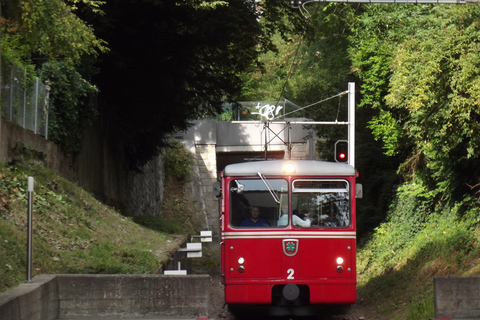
[0,118,165,217]
[121,155,164,216]
[193,144,219,236]
[0,118,72,176]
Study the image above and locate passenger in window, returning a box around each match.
[241,206,270,227]
[292,209,311,227]
[277,206,311,227]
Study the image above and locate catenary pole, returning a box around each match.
[348,82,355,169]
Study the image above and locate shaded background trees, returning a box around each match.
[92,0,304,168]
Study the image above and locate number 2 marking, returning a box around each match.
[287,268,295,279]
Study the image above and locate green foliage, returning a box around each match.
[0,221,26,292]
[2,0,107,66]
[405,291,434,320]
[164,140,195,183]
[348,4,480,203]
[38,61,98,155]
[288,4,356,156]
[0,32,33,72]
[2,0,107,157]
[67,242,159,274]
[239,33,294,101]
[349,4,432,158]
[367,109,404,157]
[131,215,185,235]
[66,0,106,14]
[162,141,203,235]
[385,5,480,199]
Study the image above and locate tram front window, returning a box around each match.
[229,178,287,228]
[291,179,351,228]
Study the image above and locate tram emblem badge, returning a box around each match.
[282,239,299,256]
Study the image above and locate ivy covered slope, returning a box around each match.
[0,160,182,293]
[356,187,480,319]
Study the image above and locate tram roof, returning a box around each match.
[223,159,356,177]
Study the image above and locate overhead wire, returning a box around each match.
[278,90,348,119]
[273,1,347,122]
[274,2,320,108]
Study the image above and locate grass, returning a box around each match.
[0,158,197,292]
[356,191,480,319]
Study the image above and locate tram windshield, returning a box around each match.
[229,178,287,228]
[229,178,350,228]
[291,179,350,228]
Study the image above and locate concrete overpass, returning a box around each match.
[180,119,318,168]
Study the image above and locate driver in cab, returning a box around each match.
[241,206,270,227]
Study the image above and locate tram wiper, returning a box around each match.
[258,172,280,204]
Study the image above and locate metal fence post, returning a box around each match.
[26,176,34,282]
[34,78,39,134]
[45,81,50,139]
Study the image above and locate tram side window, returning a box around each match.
[292,179,351,228]
[229,178,288,228]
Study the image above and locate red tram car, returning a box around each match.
[219,159,360,315]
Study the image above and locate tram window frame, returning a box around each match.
[292,179,351,229]
[228,178,288,228]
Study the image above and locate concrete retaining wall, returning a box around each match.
[0,118,167,218]
[0,275,58,320]
[0,274,210,320]
[434,276,480,319]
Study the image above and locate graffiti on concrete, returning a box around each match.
[251,103,283,120]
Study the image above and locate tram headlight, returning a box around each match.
[336,257,344,265]
[284,162,296,174]
[238,257,245,265]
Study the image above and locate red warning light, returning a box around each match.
[334,140,348,163]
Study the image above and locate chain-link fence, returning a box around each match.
[0,62,49,138]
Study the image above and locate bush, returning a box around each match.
[164,140,195,183]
